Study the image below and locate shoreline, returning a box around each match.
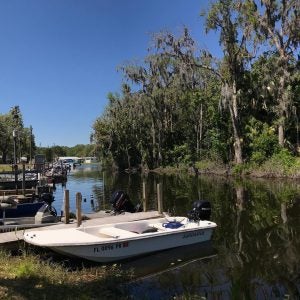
[147,163,300,180]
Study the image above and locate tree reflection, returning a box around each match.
[121,174,300,299]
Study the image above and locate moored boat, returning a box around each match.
[24,200,216,262]
[24,214,217,262]
[0,192,55,219]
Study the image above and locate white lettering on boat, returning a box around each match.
[182,231,204,239]
[93,241,129,253]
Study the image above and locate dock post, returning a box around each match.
[64,189,70,224]
[142,181,147,212]
[76,192,82,227]
[22,161,26,196]
[157,183,163,214]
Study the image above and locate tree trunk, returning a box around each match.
[195,106,203,158]
[278,70,286,147]
[157,129,162,167]
[196,124,199,158]
[199,103,203,157]
[278,123,284,147]
[126,148,131,169]
[230,82,243,164]
[151,119,156,167]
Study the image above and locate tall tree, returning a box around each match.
[152,14,249,164]
[121,29,222,167]
[121,50,181,168]
[0,106,37,163]
[242,0,300,146]
[0,114,13,163]
[204,0,252,164]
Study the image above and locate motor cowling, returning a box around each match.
[187,200,211,221]
[40,193,55,205]
[110,190,136,213]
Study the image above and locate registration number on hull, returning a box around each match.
[94,241,129,253]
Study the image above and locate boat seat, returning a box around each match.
[98,227,138,238]
[140,226,158,234]
[115,221,160,234]
[149,223,167,231]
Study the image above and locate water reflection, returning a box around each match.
[52,164,105,213]
[124,242,218,299]
[53,165,300,299]
[122,241,217,279]
[115,173,300,299]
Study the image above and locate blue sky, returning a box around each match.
[0,0,219,147]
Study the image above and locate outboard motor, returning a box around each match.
[110,190,136,213]
[35,203,57,224]
[188,200,211,221]
[40,193,55,205]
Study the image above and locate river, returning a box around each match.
[52,164,300,299]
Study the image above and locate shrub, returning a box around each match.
[15,261,37,278]
[245,118,279,164]
[259,148,296,176]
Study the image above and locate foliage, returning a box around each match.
[267,148,296,170]
[2,2,299,174]
[166,144,191,165]
[242,0,300,146]
[0,106,36,163]
[245,118,279,164]
[91,0,300,172]
[36,144,95,162]
[247,148,297,177]
[0,106,95,164]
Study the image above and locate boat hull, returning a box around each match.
[24,217,217,263]
[49,227,214,262]
[0,202,45,218]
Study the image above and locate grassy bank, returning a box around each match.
[0,164,33,173]
[0,249,131,300]
[152,155,300,179]
[0,164,14,172]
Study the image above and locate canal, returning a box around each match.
[52,164,300,299]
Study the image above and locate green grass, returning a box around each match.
[0,164,14,172]
[0,164,34,172]
[0,249,132,300]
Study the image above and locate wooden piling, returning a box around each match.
[76,192,82,227]
[157,183,163,214]
[22,163,26,196]
[64,189,70,224]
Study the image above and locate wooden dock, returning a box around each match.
[0,211,162,249]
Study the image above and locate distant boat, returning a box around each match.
[0,179,38,190]
[84,157,97,164]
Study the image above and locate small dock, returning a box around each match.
[0,211,163,249]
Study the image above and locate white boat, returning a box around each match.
[23,217,217,262]
[83,156,97,164]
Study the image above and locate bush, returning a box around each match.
[245,118,279,164]
[259,148,296,176]
[15,261,37,278]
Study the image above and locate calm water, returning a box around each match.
[53,164,300,299]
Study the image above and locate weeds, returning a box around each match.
[0,249,131,300]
